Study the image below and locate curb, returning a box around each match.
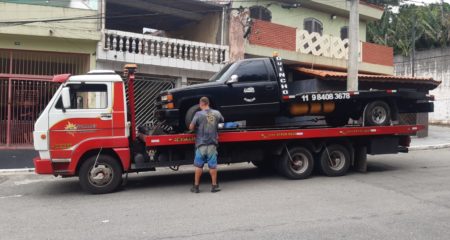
[409,143,450,151]
[0,168,35,174]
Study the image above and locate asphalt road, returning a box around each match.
[1,149,450,240]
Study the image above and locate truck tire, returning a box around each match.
[319,144,351,177]
[277,146,314,179]
[364,101,391,126]
[79,154,123,194]
[325,115,349,127]
[184,104,200,129]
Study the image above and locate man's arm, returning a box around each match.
[189,113,199,131]
[218,112,224,123]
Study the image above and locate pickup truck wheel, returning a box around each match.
[319,144,350,177]
[277,146,314,179]
[364,101,391,126]
[184,104,200,129]
[79,154,123,194]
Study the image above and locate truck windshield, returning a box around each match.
[209,63,234,82]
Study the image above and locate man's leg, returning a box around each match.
[194,167,203,186]
[207,145,220,192]
[209,168,218,185]
[191,148,205,193]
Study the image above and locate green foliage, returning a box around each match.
[367,3,450,56]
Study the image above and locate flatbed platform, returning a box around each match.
[144,125,423,147]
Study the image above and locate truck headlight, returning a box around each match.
[161,94,173,102]
[162,103,174,109]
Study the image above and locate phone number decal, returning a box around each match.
[300,92,351,102]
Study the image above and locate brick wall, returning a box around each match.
[362,42,393,67]
[248,19,296,51]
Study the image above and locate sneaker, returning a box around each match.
[211,185,221,193]
[190,185,200,193]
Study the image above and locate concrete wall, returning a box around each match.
[0,2,101,41]
[394,48,450,124]
[232,1,367,41]
[172,13,222,45]
[0,2,101,70]
[0,34,97,70]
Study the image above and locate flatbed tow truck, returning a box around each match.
[32,64,430,194]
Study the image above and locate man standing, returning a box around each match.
[189,96,224,193]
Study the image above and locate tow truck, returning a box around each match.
[33,64,430,194]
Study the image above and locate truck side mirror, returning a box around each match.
[61,87,71,110]
[226,74,238,85]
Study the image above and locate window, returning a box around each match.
[340,26,349,40]
[209,63,234,82]
[249,6,272,22]
[56,84,108,109]
[304,18,323,35]
[233,60,268,82]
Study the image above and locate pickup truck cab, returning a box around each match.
[155,57,434,131]
[156,58,281,129]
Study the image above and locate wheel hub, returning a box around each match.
[89,164,113,186]
[289,153,308,173]
[328,151,345,170]
[371,106,387,124]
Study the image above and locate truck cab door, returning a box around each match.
[220,60,280,119]
[47,82,113,160]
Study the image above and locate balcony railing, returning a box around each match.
[99,30,229,72]
[296,30,362,61]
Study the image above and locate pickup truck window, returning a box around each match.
[233,60,268,82]
[55,84,108,109]
[209,63,234,82]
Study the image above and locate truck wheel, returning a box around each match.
[79,154,123,194]
[325,115,349,127]
[184,104,200,129]
[319,144,350,177]
[277,146,314,179]
[364,101,391,126]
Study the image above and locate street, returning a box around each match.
[1,148,450,240]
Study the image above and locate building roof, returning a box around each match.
[295,67,441,88]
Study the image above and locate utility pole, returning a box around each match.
[347,0,359,91]
[411,17,416,77]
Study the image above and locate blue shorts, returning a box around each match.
[194,145,218,169]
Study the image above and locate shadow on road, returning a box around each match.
[125,166,278,191]
[36,160,399,195]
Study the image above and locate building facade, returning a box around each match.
[229,0,393,75]
[0,0,433,148]
[96,0,230,128]
[0,0,101,148]
[395,48,450,125]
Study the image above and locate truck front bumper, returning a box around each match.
[33,157,54,174]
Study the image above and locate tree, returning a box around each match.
[367,2,450,56]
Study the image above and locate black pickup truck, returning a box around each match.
[155,56,434,131]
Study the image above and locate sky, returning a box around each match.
[403,0,450,5]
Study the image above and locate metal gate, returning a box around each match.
[0,79,59,147]
[131,75,176,128]
[0,49,89,148]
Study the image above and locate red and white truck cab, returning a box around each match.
[33,70,131,180]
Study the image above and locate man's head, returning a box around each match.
[199,96,210,110]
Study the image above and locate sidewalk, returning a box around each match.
[410,125,450,150]
[1,125,449,171]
